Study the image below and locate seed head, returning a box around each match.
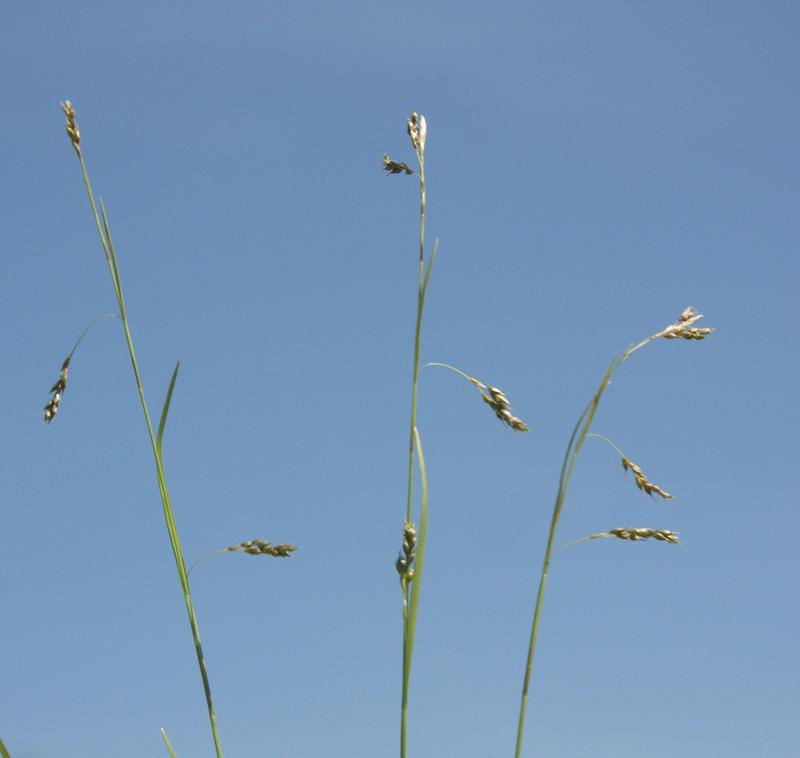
[590,528,680,544]
[227,540,298,557]
[383,153,413,175]
[622,457,674,500]
[396,521,417,588]
[60,100,81,158]
[43,356,71,424]
[660,306,714,341]
[471,380,529,432]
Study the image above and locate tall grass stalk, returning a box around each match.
[59,102,223,757]
[0,736,11,758]
[513,316,707,758]
[399,111,436,758]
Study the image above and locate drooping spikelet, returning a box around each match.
[468,377,529,432]
[43,356,71,424]
[383,153,414,175]
[590,528,680,544]
[60,100,81,158]
[395,521,417,588]
[227,540,298,557]
[622,456,674,500]
[659,306,714,341]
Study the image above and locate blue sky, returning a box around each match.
[2,2,799,757]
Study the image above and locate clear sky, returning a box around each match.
[2,2,799,757]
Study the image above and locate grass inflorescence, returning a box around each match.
[26,103,716,758]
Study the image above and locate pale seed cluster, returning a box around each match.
[469,377,528,432]
[659,306,714,341]
[43,356,71,424]
[60,100,81,158]
[406,111,427,154]
[395,521,417,588]
[227,540,298,557]
[591,528,680,544]
[622,457,674,500]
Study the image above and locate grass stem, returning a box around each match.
[400,113,435,758]
[67,120,223,758]
[513,332,661,757]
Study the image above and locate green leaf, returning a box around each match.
[160,728,178,758]
[157,362,181,455]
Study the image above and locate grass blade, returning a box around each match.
[59,102,224,757]
[405,425,429,681]
[160,728,178,758]
[157,362,181,454]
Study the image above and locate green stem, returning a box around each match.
[513,333,659,758]
[401,426,429,758]
[73,153,223,758]
[67,312,119,358]
[405,148,427,525]
[0,736,11,758]
[188,548,230,576]
[401,135,437,758]
[160,728,178,758]
[586,432,626,460]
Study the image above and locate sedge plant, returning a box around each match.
[513,306,714,758]
[385,110,437,758]
[51,102,297,755]
[385,112,530,758]
[54,100,226,755]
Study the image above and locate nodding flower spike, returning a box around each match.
[622,457,674,500]
[383,153,413,175]
[591,528,680,545]
[480,384,529,432]
[227,540,298,557]
[43,356,71,424]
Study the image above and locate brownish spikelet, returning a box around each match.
[622,457,674,500]
[610,527,680,544]
[591,528,680,544]
[678,306,700,324]
[228,539,298,557]
[660,306,714,341]
[60,100,81,158]
[44,394,61,423]
[662,326,714,340]
[480,385,529,432]
[383,153,413,175]
[396,521,417,585]
[43,355,72,424]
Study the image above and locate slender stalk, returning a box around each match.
[0,736,11,758]
[405,144,427,525]
[586,432,626,460]
[423,361,474,383]
[513,334,660,758]
[67,312,119,357]
[188,548,230,576]
[400,113,434,758]
[69,136,223,757]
